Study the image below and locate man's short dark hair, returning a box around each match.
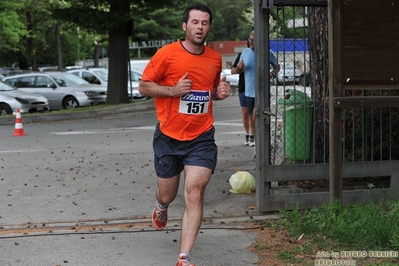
[183,3,213,25]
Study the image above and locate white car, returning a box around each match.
[220,69,239,87]
[0,80,50,115]
[3,72,106,110]
[68,68,147,100]
[272,62,302,85]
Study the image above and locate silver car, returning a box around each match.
[0,80,50,115]
[68,68,147,100]
[272,62,302,85]
[3,72,107,110]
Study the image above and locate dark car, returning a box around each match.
[299,71,311,86]
[0,67,20,76]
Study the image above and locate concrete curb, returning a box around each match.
[0,99,155,126]
[1,94,239,126]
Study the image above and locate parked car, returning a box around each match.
[220,69,239,87]
[0,67,20,76]
[299,71,311,86]
[0,74,4,80]
[3,72,106,110]
[129,59,150,73]
[0,80,50,115]
[68,68,147,100]
[67,68,108,85]
[272,62,302,85]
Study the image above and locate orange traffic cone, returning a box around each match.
[12,109,26,137]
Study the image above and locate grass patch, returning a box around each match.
[279,200,399,251]
[250,199,399,265]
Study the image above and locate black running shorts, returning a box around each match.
[153,124,218,178]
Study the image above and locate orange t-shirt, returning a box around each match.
[141,40,222,141]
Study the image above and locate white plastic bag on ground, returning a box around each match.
[229,171,256,193]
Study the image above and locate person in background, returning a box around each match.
[138,3,230,266]
[235,30,279,149]
[231,40,251,146]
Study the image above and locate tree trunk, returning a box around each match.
[94,44,100,67]
[107,0,130,104]
[308,6,329,163]
[26,11,36,70]
[55,20,63,70]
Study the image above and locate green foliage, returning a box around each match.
[279,199,399,250]
[206,0,253,41]
[133,7,183,40]
[0,1,27,58]
[0,0,255,68]
[270,6,308,39]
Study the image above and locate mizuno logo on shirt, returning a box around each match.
[181,92,210,102]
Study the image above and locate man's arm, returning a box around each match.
[231,62,244,75]
[138,81,174,97]
[231,53,242,75]
[138,73,192,98]
[268,50,280,79]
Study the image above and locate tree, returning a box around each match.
[1,0,254,103]
[206,0,253,40]
[307,6,329,163]
[0,1,27,66]
[0,1,27,49]
[55,0,185,104]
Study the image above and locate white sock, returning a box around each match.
[157,202,168,210]
[179,252,191,260]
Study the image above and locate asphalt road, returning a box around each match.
[0,95,276,266]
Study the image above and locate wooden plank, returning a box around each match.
[328,0,343,202]
[341,0,399,83]
[274,0,327,7]
[333,96,399,108]
[261,189,393,211]
[265,161,397,182]
[254,1,271,212]
[342,0,399,8]
[343,84,399,90]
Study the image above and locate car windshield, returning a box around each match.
[284,64,295,70]
[49,73,89,87]
[128,71,142,82]
[93,69,108,81]
[0,80,17,91]
[223,69,232,75]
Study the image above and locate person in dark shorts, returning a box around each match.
[231,40,250,146]
[234,30,279,149]
[138,3,231,266]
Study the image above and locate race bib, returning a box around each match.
[179,90,210,115]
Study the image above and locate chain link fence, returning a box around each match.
[268,5,399,167]
[269,5,315,165]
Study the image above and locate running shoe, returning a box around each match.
[152,203,168,231]
[249,135,255,147]
[243,134,249,146]
[176,255,196,266]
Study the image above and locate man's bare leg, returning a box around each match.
[179,165,212,253]
[156,174,180,206]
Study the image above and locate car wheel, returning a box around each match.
[62,96,79,109]
[0,103,12,115]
